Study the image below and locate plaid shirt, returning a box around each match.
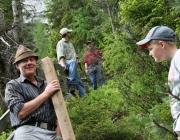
[5,75,57,128]
[56,38,78,61]
[84,49,103,66]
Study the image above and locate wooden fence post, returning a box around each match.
[41,57,76,140]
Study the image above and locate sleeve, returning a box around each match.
[5,81,25,117]
[74,46,78,59]
[69,42,78,59]
[175,54,180,72]
[84,53,88,63]
[56,41,65,61]
[96,50,103,56]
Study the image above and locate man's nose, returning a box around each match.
[27,59,32,64]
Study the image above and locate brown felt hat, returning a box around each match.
[13,45,38,65]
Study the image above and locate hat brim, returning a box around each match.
[60,28,73,35]
[13,52,38,65]
[86,41,91,45]
[68,29,72,32]
[136,38,151,48]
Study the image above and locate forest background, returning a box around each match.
[1,0,180,140]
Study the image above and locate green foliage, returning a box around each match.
[119,0,177,46]
[118,112,152,139]
[119,112,175,140]
[22,23,35,44]
[66,80,175,140]
[45,0,80,29]
[101,29,175,139]
[0,131,12,140]
[48,29,60,60]
[1,0,178,138]
[0,108,12,139]
[103,33,167,109]
[69,4,104,41]
[43,0,180,138]
[0,0,13,25]
[33,20,50,59]
[150,99,173,127]
[45,0,106,60]
[67,80,129,140]
[0,108,2,116]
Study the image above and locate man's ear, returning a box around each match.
[15,63,19,69]
[159,41,166,49]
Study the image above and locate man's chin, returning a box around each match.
[26,70,35,74]
[155,59,163,63]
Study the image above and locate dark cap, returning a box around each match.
[136,26,175,48]
[13,45,38,65]
[86,41,92,45]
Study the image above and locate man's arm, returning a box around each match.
[85,63,88,75]
[56,41,66,68]
[18,80,60,120]
[84,53,89,75]
[59,57,66,70]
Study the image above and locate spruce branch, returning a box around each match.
[165,83,180,101]
[152,119,176,138]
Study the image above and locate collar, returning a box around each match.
[19,75,27,82]
[88,48,96,52]
[62,38,69,42]
[19,75,44,84]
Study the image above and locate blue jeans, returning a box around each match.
[65,60,86,97]
[88,64,105,90]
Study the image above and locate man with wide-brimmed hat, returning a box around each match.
[56,27,86,97]
[5,45,62,140]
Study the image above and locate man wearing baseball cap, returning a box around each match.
[5,45,62,140]
[56,28,86,97]
[84,41,105,90]
[137,26,180,139]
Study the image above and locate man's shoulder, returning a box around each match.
[95,49,102,54]
[95,49,101,52]
[57,39,68,47]
[85,51,92,55]
[7,79,16,84]
[88,49,101,54]
[172,49,180,61]
[57,39,64,44]
[6,78,21,87]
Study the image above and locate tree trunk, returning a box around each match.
[0,8,6,36]
[12,0,22,43]
[105,0,115,36]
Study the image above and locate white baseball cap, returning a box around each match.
[59,28,72,35]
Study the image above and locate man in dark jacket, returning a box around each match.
[5,45,62,140]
